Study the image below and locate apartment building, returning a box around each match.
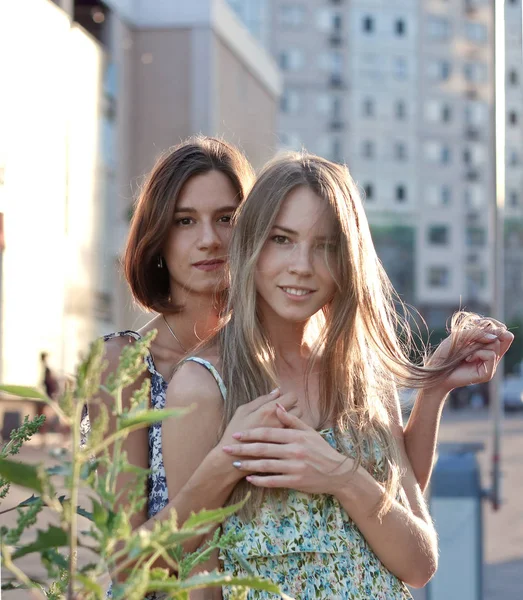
[239,0,521,327]
[0,0,280,386]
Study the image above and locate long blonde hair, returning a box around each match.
[218,152,496,518]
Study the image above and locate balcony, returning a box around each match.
[329,33,343,47]
[329,74,345,88]
[465,126,480,140]
[329,119,344,131]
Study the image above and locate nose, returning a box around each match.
[197,221,221,251]
[288,244,313,277]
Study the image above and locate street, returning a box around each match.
[1,408,522,599]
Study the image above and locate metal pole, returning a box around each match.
[489,0,506,511]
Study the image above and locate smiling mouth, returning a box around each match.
[280,287,315,297]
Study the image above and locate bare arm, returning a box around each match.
[404,328,513,492]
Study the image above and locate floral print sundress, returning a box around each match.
[188,358,412,600]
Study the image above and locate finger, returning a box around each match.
[247,388,282,411]
[465,349,497,364]
[223,442,294,458]
[232,459,299,473]
[232,427,298,443]
[275,406,312,431]
[246,474,299,488]
[498,331,515,358]
[271,392,300,411]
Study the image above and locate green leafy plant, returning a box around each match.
[0,334,283,599]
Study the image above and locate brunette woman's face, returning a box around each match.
[163,170,239,298]
[255,186,339,323]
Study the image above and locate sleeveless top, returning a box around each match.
[185,358,412,600]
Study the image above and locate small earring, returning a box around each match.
[157,256,164,268]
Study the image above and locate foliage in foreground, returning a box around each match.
[0,334,284,599]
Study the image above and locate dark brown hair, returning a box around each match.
[124,136,254,312]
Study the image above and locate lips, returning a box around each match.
[192,258,226,272]
[193,259,225,267]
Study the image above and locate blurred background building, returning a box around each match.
[228,0,523,331]
[0,0,280,386]
[1,0,523,386]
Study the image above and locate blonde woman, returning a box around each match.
[163,153,512,599]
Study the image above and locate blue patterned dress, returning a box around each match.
[82,330,171,599]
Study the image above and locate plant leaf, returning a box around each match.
[0,459,43,493]
[0,385,48,401]
[119,407,192,430]
[182,497,249,530]
[12,525,68,559]
[148,571,282,594]
[75,574,103,595]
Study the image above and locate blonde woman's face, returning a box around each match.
[255,186,338,323]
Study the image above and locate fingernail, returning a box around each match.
[223,446,233,453]
[232,432,242,440]
[483,333,497,340]
[276,402,287,412]
[270,388,280,396]
[466,355,474,362]
[233,461,242,469]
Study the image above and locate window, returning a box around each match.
[279,49,305,71]
[466,269,486,293]
[509,69,519,85]
[394,142,407,160]
[509,110,518,126]
[426,185,452,207]
[279,5,305,27]
[280,89,302,114]
[509,150,519,166]
[425,141,452,164]
[394,57,408,80]
[441,145,451,164]
[363,183,374,200]
[319,51,343,76]
[362,15,375,33]
[395,184,407,202]
[332,96,342,119]
[332,138,343,163]
[465,22,487,43]
[362,97,375,117]
[395,100,407,119]
[395,19,406,36]
[442,105,452,122]
[332,14,342,33]
[465,101,488,125]
[427,59,452,81]
[464,62,487,83]
[466,227,486,247]
[362,140,375,158]
[464,185,484,208]
[428,225,449,245]
[428,266,449,287]
[509,190,520,207]
[427,16,451,40]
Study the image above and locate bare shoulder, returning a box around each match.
[102,334,141,372]
[167,356,224,411]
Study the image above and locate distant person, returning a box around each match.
[38,352,60,436]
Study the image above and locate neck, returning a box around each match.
[165,289,221,352]
[259,304,312,365]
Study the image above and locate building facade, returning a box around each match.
[259,0,520,328]
[0,0,280,387]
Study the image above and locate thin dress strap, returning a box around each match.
[183,357,227,401]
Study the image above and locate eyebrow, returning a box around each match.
[272,225,332,241]
[174,205,238,214]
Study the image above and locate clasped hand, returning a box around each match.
[223,407,352,496]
